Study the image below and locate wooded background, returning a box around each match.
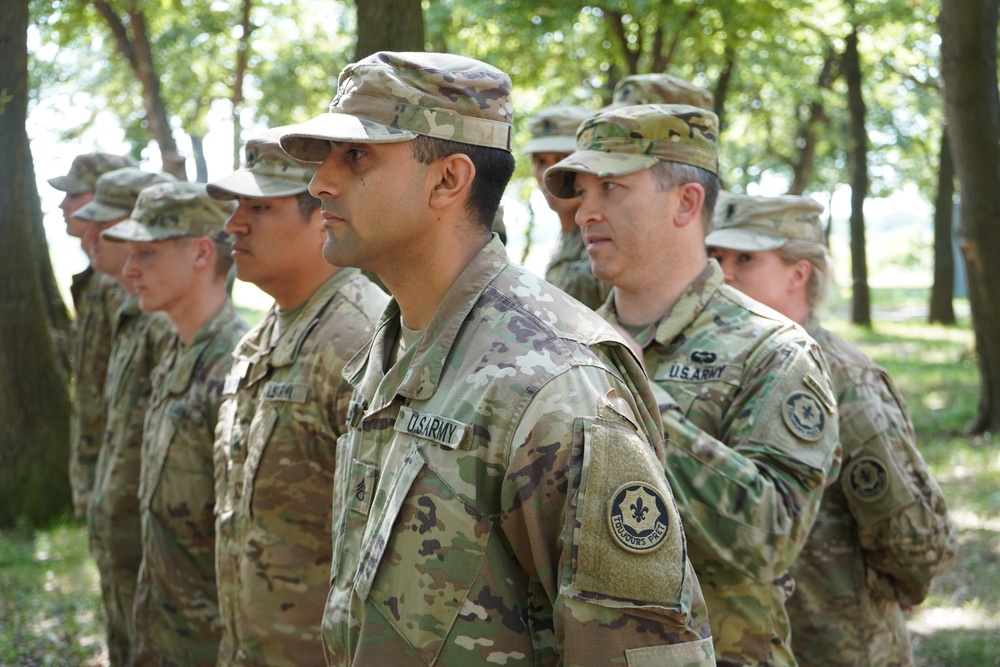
[3,0,999,525]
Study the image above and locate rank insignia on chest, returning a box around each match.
[847,456,890,502]
[607,482,670,553]
[782,391,826,441]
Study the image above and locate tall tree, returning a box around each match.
[929,125,956,325]
[355,0,424,59]
[939,0,1000,434]
[0,0,73,525]
[843,26,871,326]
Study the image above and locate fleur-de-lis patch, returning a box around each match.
[608,482,670,553]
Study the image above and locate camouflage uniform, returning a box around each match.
[90,294,175,667]
[280,51,714,666]
[69,266,126,517]
[213,270,386,667]
[74,167,177,667]
[100,182,245,666]
[320,237,713,666]
[706,194,957,667]
[50,152,137,517]
[544,228,612,310]
[545,106,842,667]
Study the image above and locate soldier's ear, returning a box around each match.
[191,236,215,270]
[790,258,812,290]
[673,182,705,230]
[428,153,475,212]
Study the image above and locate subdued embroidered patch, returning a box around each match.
[781,391,826,441]
[847,456,890,502]
[607,481,670,553]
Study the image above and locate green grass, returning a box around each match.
[1,288,997,664]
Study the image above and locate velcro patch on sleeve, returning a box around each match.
[781,391,827,441]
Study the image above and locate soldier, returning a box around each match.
[706,193,957,667]
[544,105,842,666]
[523,105,610,308]
[74,167,177,667]
[100,181,248,666]
[48,152,136,517]
[279,50,714,665]
[206,128,387,667]
[608,73,715,110]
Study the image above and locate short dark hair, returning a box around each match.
[409,135,515,230]
[296,190,321,221]
[650,160,720,231]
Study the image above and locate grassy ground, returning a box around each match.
[1,290,997,665]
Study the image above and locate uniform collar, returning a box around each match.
[160,300,239,396]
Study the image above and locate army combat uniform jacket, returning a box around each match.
[544,227,611,311]
[322,237,714,667]
[603,262,842,667]
[89,294,175,667]
[69,266,126,517]
[132,301,248,667]
[214,269,386,667]
[786,321,956,667]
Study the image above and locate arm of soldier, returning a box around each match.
[501,364,714,665]
[837,373,957,605]
[658,341,841,578]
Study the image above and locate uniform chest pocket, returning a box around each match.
[355,443,491,665]
[654,361,742,424]
[241,403,280,516]
[139,414,177,510]
[107,336,140,405]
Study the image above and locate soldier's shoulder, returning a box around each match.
[332,269,389,324]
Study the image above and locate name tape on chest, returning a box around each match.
[394,406,468,449]
[261,381,310,403]
[607,482,670,553]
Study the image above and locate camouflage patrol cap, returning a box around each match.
[706,193,825,251]
[544,103,719,199]
[48,153,139,195]
[279,51,514,162]
[521,106,593,155]
[73,168,177,222]
[102,181,236,243]
[610,73,714,111]
[207,126,317,199]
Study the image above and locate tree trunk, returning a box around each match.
[355,0,425,60]
[939,0,1000,434]
[843,28,871,327]
[0,0,73,525]
[91,0,187,179]
[714,42,735,131]
[190,133,209,183]
[232,0,253,169]
[929,124,956,325]
[788,51,838,196]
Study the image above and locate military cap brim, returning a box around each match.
[47,174,90,195]
[704,228,789,252]
[279,114,418,163]
[521,135,578,155]
[206,170,311,200]
[100,219,190,243]
[72,199,132,223]
[543,150,658,199]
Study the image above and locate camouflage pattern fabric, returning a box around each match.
[602,261,842,667]
[214,269,386,667]
[521,105,593,154]
[103,181,236,243]
[280,51,514,161]
[132,301,248,667]
[609,73,715,111]
[88,295,175,667]
[48,152,138,194]
[707,194,826,252]
[69,266,126,518]
[786,321,957,667]
[544,104,719,199]
[321,237,715,666]
[544,227,612,310]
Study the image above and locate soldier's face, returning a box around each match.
[59,191,93,239]
[531,152,578,219]
[224,195,326,298]
[85,218,132,284]
[708,246,803,316]
[573,169,679,290]
[123,238,198,313]
[310,140,433,274]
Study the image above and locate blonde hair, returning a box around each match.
[775,239,832,311]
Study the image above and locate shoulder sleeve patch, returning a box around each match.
[846,455,890,503]
[607,482,671,553]
[781,391,827,441]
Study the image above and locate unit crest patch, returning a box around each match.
[847,456,890,502]
[607,482,670,553]
[782,391,826,441]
